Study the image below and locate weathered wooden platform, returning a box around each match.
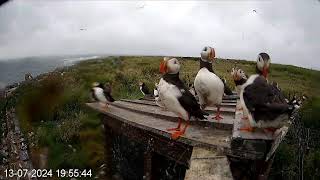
[87,95,283,179]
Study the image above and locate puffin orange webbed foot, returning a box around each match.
[166,127,181,131]
[239,126,254,132]
[236,107,243,111]
[171,131,184,140]
[263,128,277,133]
[241,116,249,121]
[213,114,223,121]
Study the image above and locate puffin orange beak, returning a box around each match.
[234,75,239,81]
[262,66,268,78]
[159,61,167,74]
[209,48,216,61]
[211,48,216,59]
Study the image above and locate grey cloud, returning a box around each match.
[0,0,319,69]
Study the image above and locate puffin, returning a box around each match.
[231,67,248,112]
[194,47,225,120]
[223,78,234,96]
[271,81,281,91]
[91,82,115,108]
[231,67,248,96]
[239,53,294,132]
[288,95,307,109]
[158,57,208,139]
[154,83,166,109]
[139,82,151,96]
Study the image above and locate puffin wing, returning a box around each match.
[103,89,115,102]
[106,94,115,102]
[243,76,289,121]
[218,76,233,95]
[90,88,98,101]
[178,89,208,119]
[269,82,287,104]
[142,85,150,95]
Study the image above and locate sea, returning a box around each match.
[0,55,103,88]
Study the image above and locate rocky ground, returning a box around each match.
[0,89,36,180]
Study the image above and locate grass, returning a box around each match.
[3,56,320,179]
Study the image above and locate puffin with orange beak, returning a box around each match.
[231,67,248,96]
[239,53,294,132]
[158,57,208,140]
[231,67,248,112]
[194,46,225,121]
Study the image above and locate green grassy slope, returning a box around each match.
[2,56,319,179]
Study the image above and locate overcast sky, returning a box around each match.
[0,0,319,69]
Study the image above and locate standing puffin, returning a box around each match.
[154,82,166,109]
[139,82,151,96]
[240,53,294,132]
[231,67,248,96]
[231,67,248,112]
[158,57,207,139]
[91,82,115,108]
[194,47,225,120]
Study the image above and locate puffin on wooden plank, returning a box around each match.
[139,81,151,96]
[231,67,248,112]
[154,82,166,109]
[91,82,115,108]
[231,67,248,96]
[158,57,208,139]
[194,47,225,120]
[239,53,294,132]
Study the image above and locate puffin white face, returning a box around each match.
[236,69,247,80]
[159,57,180,74]
[256,53,271,78]
[231,68,236,77]
[92,82,100,87]
[201,46,215,62]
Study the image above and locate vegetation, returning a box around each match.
[3,56,320,179]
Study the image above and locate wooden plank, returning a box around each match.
[232,119,274,140]
[265,126,289,161]
[204,106,235,116]
[88,103,231,148]
[121,99,236,109]
[102,114,193,167]
[87,103,265,160]
[222,95,239,100]
[143,151,153,180]
[222,99,237,103]
[185,147,233,180]
[141,94,238,100]
[113,101,235,130]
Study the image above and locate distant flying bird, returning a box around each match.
[253,10,257,13]
[137,2,146,9]
[80,28,86,31]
